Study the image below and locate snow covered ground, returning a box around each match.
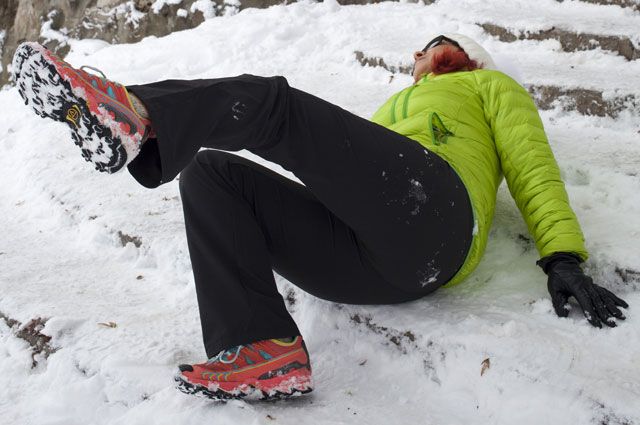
[1,0,640,424]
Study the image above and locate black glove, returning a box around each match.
[536,252,629,328]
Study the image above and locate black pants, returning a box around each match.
[126,74,474,358]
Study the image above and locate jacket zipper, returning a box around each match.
[401,85,418,119]
[389,76,428,124]
[390,91,401,124]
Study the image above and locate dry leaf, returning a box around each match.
[359,359,367,366]
[480,357,490,376]
[98,322,117,328]
[266,414,276,420]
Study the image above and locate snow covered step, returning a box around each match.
[353,51,639,118]
[443,0,640,36]
[480,23,640,61]
[559,0,640,12]
[528,84,639,117]
[354,51,413,75]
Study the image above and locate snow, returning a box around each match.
[152,0,185,14]
[0,30,5,75]
[124,2,148,29]
[1,0,640,424]
[39,10,69,46]
[189,0,217,19]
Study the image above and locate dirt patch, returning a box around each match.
[0,313,57,368]
[350,313,417,354]
[517,234,533,253]
[349,313,445,383]
[479,23,639,61]
[591,398,635,425]
[117,230,142,248]
[614,267,640,284]
[283,287,297,313]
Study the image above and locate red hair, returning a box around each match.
[430,48,481,75]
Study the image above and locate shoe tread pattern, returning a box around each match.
[13,43,127,173]
[174,374,313,402]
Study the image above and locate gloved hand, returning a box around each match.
[536,252,629,328]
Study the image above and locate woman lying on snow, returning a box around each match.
[12,34,629,401]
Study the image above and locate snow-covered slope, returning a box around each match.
[1,1,639,424]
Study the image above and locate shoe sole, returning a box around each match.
[174,369,313,402]
[12,42,131,173]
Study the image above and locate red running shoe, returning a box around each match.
[175,336,313,401]
[12,42,152,174]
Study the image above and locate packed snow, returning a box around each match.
[1,0,639,424]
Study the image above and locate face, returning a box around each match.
[412,42,463,82]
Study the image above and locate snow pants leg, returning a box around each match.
[125,74,474,357]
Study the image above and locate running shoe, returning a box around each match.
[12,42,152,173]
[175,336,313,401]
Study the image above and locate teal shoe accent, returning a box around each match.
[91,80,98,89]
[107,86,116,99]
[259,350,273,360]
[244,355,254,365]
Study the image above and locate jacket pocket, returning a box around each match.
[428,112,454,146]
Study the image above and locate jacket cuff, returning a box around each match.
[535,251,583,274]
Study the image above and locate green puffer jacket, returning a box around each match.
[370,69,588,288]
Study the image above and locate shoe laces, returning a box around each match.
[80,65,107,80]
[207,344,243,365]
